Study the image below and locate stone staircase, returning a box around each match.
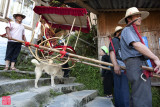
[151,76,160,87]
[0,70,114,107]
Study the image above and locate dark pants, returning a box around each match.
[114,72,130,107]
[5,42,22,62]
[125,57,152,107]
[103,72,113,95]
[113,60,130,107]
[62,62,70,77]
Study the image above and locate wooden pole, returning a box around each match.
[70,58,111,70]
[0,36,155,72]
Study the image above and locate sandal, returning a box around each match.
[10,67,19,71]
[106,95,113,99]
[3,67,9,71]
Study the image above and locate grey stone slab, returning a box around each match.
[0,70,44,75]
[0,76,13,84]
[0,83,84,107]
[0,78,50,96]
[45,90,98,107]
[151,77,160,86]
[0,77,76,96]
[85,97,114,107]
[0,70,76,84]
[151,82,160,86]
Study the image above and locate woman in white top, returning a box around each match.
[3,13,26,71]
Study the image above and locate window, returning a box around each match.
[0,0,8,18]
[7,0,35,27]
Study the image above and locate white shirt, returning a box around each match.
[34,22,41,39]
[6,22,25,42]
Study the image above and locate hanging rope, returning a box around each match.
[132,24,157,79]
[109,36,116,54]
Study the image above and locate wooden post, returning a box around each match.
[97,12,125,59]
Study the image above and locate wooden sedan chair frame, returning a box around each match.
[28,6,90,68]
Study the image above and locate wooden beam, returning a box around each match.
[77,0,98,14]
[97,8,160,12]
[64,0,98,14]
[64,0,76,3]
[64,0,88,3]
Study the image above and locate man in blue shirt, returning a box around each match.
[109,26,130,107]
[119,7,160,107]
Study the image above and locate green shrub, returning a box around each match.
[70,62,104,96]
[152,87,160,107]
[15,51,35,71]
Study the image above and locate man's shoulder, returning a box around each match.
[10,21,14,23]
[21,24,25,28]
[19,23,25,29]
[122,26,130,33]
[112,37,119,43]
[121,26,134,37]
[10,21,15,25]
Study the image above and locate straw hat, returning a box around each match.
[119,7,149,24]
[113,26,123,36]
[13,13,26,19]
[101,46,109,54]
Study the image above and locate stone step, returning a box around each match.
[0,70,34,74]
[0,83,84,107]
[85,97,114,107]
[0,76,13,84]
[0,77,76,96]
[151,82,160,86]
[0,70,48,78]
[0,70,74,79]
[151,77,160,86]
[45,90,98,107]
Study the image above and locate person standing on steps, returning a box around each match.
[100,46,113,98]
[109,26,130,107]
[119,7,160,107]
[3,13,26,71]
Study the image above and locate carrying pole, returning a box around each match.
[0,35,155,72]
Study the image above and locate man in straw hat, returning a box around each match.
[119,7,160,107]
[109,26,130,107]
[3,13,26,71]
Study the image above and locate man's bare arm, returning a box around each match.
[132,42,160,73]
[6,27,12,39]
[22,35,27,41]
[110,51,121,75]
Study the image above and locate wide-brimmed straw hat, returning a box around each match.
[118,7,149,24]
[13,13,26,19]
[113,26,123,36]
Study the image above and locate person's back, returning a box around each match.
[101,54,112,76]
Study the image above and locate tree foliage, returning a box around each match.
[68,25,98,58]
